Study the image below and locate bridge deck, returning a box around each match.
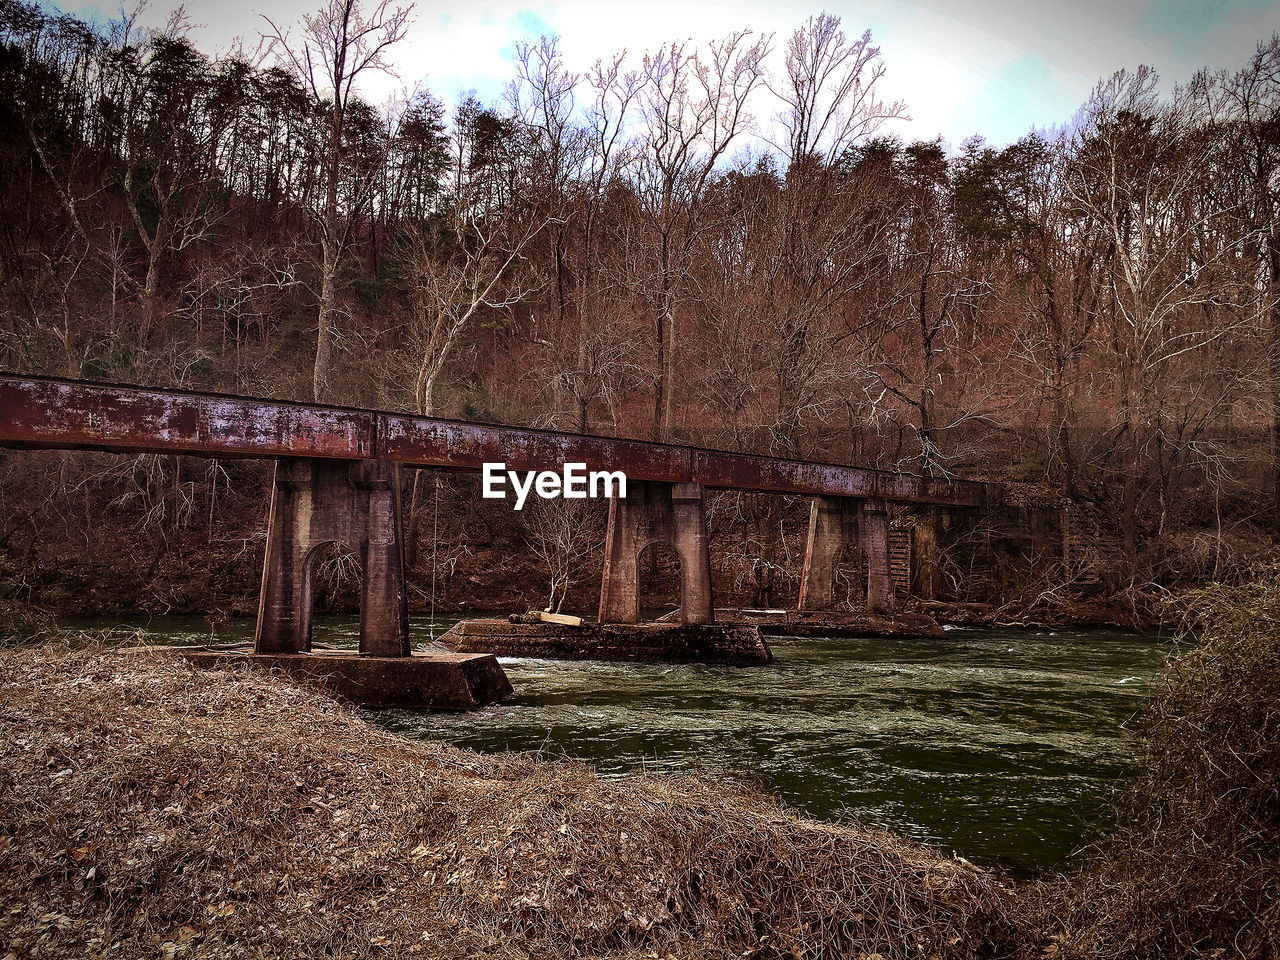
[0,374,993,507]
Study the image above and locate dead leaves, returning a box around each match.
[1,644,1025,960]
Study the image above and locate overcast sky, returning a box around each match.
[50,0,1280,149]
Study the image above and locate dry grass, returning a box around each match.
[0,642,1030,960]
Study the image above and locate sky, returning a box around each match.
[50,0,1280,149]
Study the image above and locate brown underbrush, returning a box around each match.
[1042,574,1280,959]
[0,642,1030,960]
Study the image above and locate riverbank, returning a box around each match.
[0,642,1030,959]
[920,598,1156,631]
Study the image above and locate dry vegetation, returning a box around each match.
[4,567,1280,959]
[4,3,1280,616]
[0,643,1029,960]
[1039,577,1280,960]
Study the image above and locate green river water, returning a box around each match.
[81,614,1167,875]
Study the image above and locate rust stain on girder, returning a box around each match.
[378,415,692,483]
[692,451,879,499]
[0,377,372,459]
[0,374,992,507]
[689,452,987,507]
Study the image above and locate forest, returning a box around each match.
[7,6,1280,958]
[2,0,1279,623]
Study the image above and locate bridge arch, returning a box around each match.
[302,539,363,642]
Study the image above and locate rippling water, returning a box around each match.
[76,613,1167,874]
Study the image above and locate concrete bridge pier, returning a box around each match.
[860,499,896,614]
[255,458,410,657]
[798,496,862,610]
[448,480,769,664]
[793,496,896,616]
[912,507,944,602]
[797,496,896,614]
[176,458,511,709]
[598,480,715,625]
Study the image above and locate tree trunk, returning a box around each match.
[314,235,336,403]
[653,236,676,441]
[140,247,161,343]
[661,307,677,437]
[653,296,677,440]
[653,302,668,441]
[1120,373,1140,569]
[314,90,344,404]
[1054,373,1077,500]
[415,361,437,418]
[1270,247,1280,539]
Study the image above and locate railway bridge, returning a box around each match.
[0,375,1001,669]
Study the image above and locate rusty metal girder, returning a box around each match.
[0,376,372,459]
[0,374,994,507]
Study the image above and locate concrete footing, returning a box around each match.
[148,646,513,709]
[658,608,945,639]
[440,619,773,665]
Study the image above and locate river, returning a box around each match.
[76,613,1167,875]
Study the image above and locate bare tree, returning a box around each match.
[511,39,646,431]
[510,36,582,324]
[263,0,412,402]
[1070,68,1255,561]
[118,29,229,341]
[632,31,769,440]
[521,497,606,612]
[768,13,904,165]
[406,172,549,417]
[684,19,902,603]
[569,54,645,431]
[1205,37,1280,533]
[28,15,230,346]
[954,132,1105,498]
[849,140,1001,477]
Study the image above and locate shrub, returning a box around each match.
[1050,573,1280,958]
